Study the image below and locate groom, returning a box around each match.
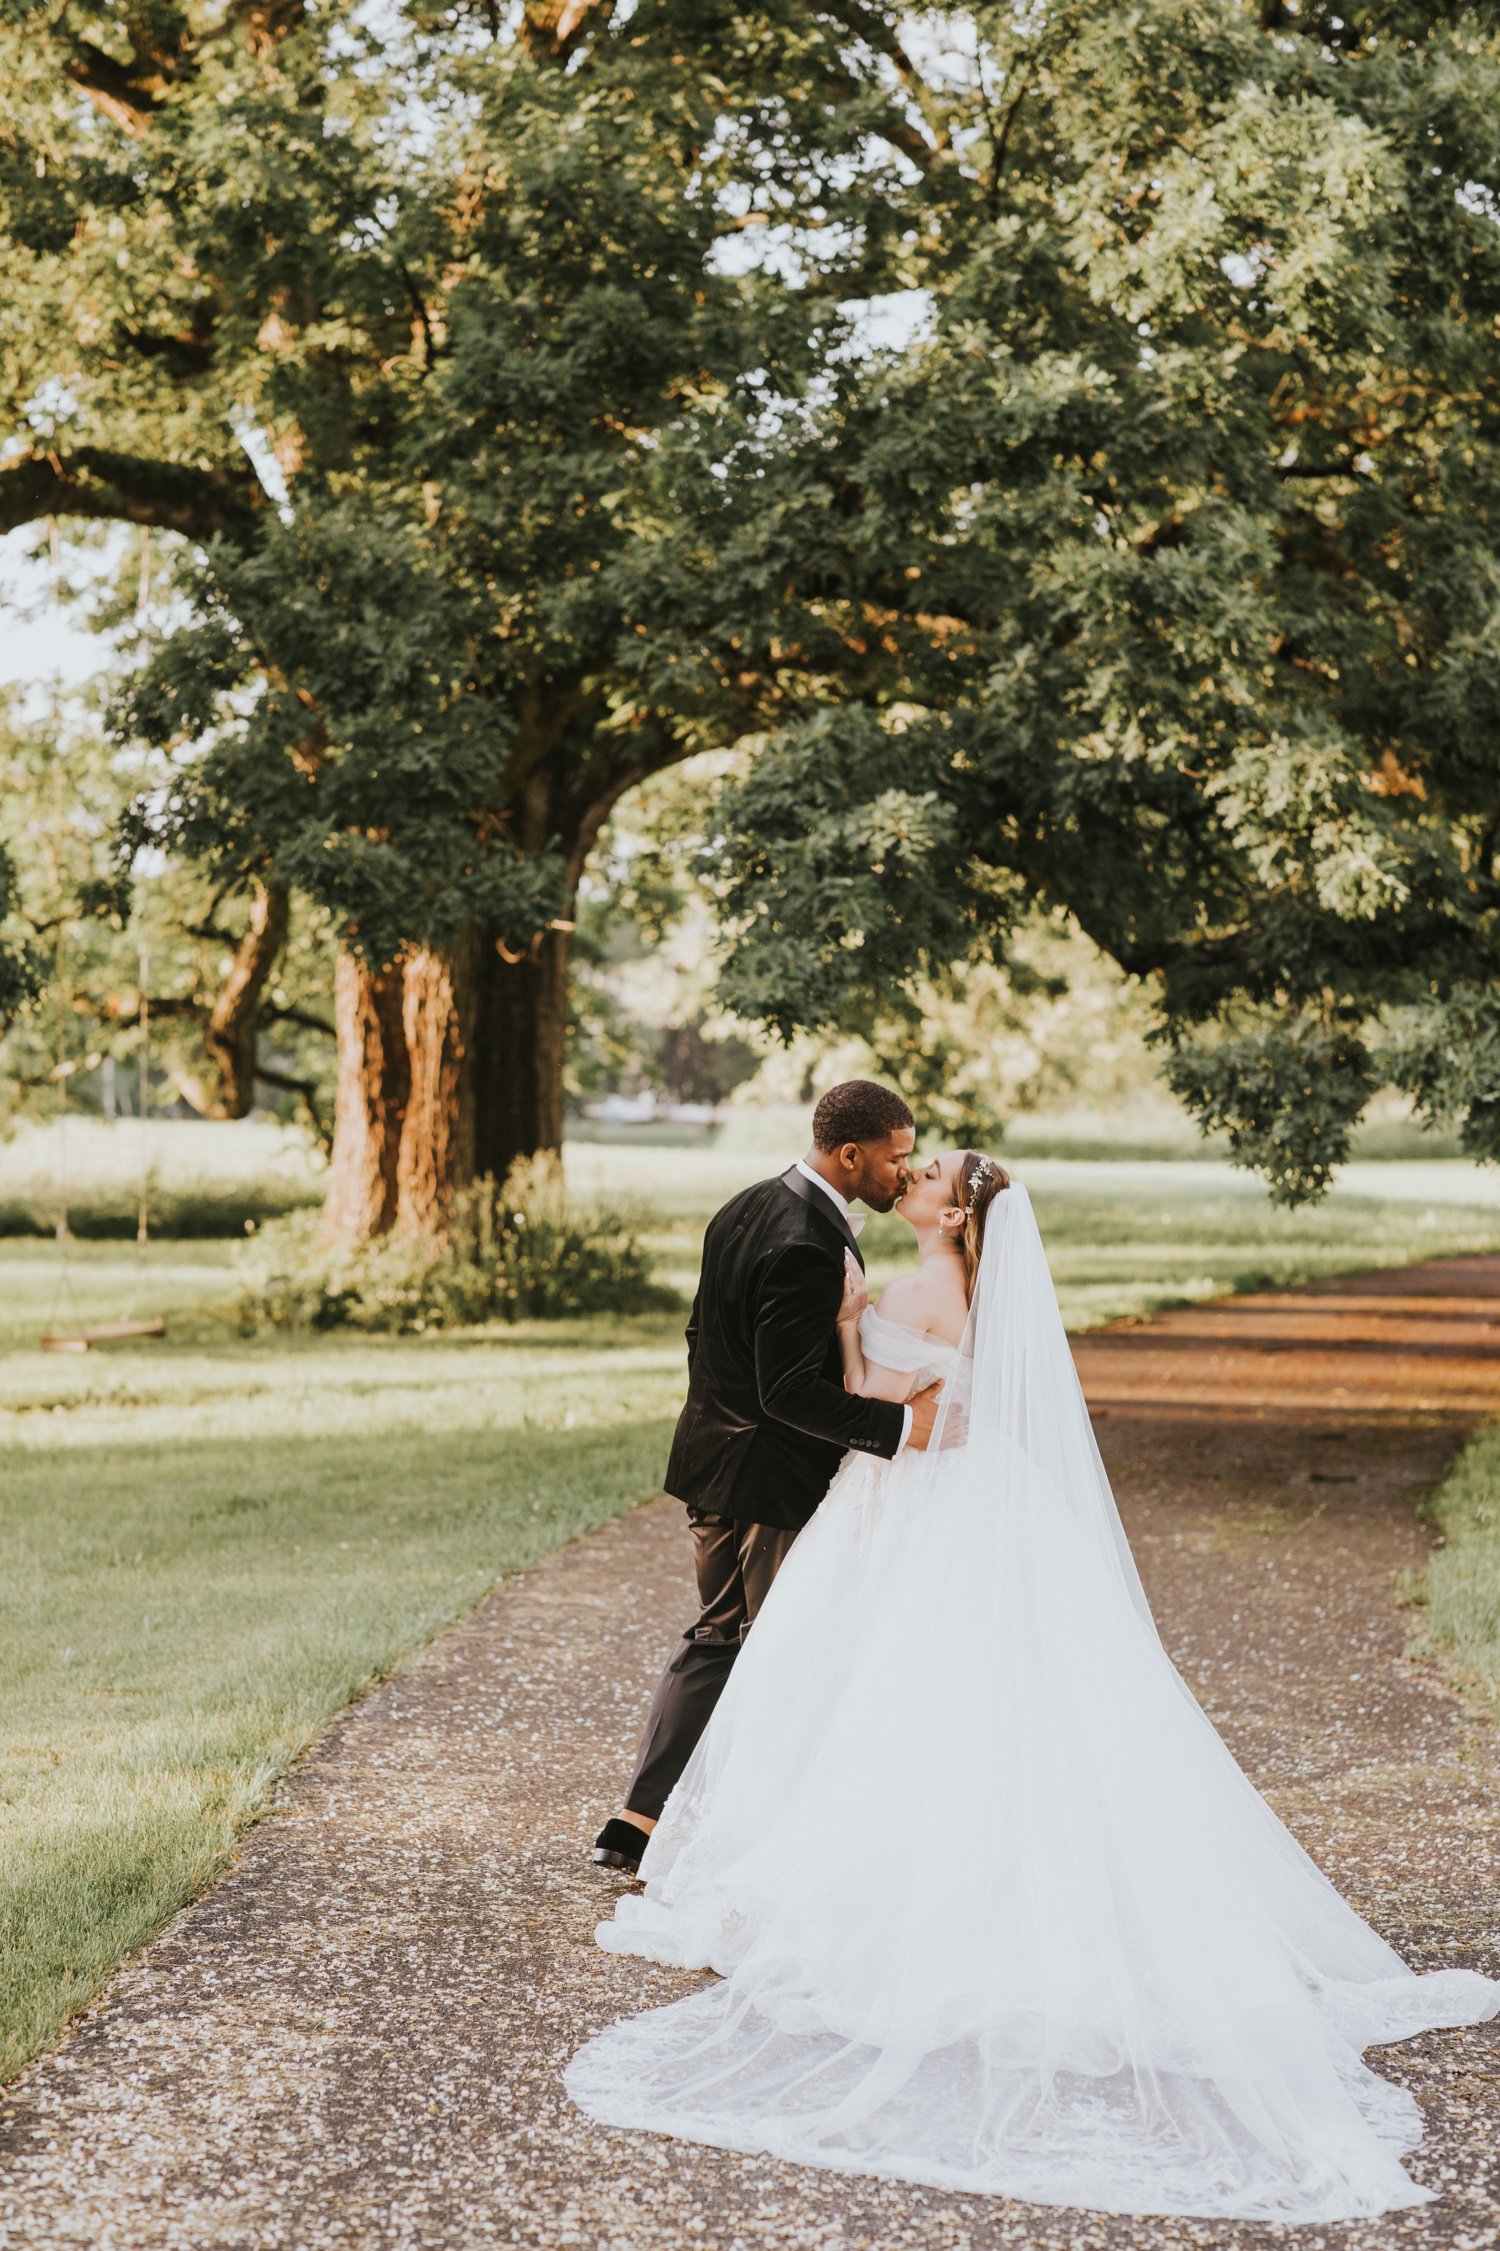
[593,1079,942,1873]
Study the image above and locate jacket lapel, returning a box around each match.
[781,1165,865,1270]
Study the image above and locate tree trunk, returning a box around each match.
[320,766,614,1246]
[471,918,574,1186]
[395,928,480,1233]
[322,952,410,1244]
[173,880,289,1117]
[322,931,488,1244]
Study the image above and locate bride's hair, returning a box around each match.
[954,1151,1009,1302]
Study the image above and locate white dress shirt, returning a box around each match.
[794,1160,912,1454]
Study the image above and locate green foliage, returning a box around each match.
[573,757,1165,1138]
[0,692,337,1134]
[116,516,575,962]
[706,1,1500,1202]
[0,837,43,1031]
[1,0,928,966]
[653,1017,762,1109]
[1163,1020,1377,1204]
[862,925,1164,1149]
[0,695,134,1120]
[713,709,986,1037]
[569,766,761,1110]
[1387,988,1500,1163]
[237,1161,672,1332]
[9,2,1500,1204]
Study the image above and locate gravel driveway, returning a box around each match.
[2,1256,1498,2251]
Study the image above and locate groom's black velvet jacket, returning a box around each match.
[663,1167,907,1533]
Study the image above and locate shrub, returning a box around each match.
[236,1161,674,1332]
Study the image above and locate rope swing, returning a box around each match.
[42,938,167,1352]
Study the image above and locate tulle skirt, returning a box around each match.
[566,1443,1500,2220]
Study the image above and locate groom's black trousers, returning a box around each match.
[624,1511,798,1821]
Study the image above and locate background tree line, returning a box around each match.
[4,0,1499,1229]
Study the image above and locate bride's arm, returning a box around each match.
[837,1258,919,1403]
[836,1253,871,1392]
[850,1357,922,1403]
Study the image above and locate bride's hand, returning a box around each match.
[837,1250,868,1327]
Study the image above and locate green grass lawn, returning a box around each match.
[1415,1427,1500,1730]
[0,1301,683,2081]
[6,1124,1500,2085]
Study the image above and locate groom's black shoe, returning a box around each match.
[592,1817,649,1872]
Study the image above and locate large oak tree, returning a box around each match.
[12,0,1499,1217]
[1,0,927,1235]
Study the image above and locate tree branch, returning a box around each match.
[63,39,174,136]
[202,880,291,1114]
[0,448,267,545]
[65,1,309,135]
[393,259,437,372]
[253,1063,331,1149]
[1274,459,1372,480]
[226,0,311,59]
[259,1002,337,1039]
[118,325,218,376]
[104,994,206,1025]
[819,0,949,167]
[518,0,604,61]
[991,83,1028,183]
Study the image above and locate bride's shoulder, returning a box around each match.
[873,1263,967,1344]
[870,1274,922,1330]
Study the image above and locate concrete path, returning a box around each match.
[3,1260,1500,2251]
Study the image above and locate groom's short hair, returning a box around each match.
[812,1079,914,1149]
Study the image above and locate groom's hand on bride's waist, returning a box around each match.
[905,1381,944,1451]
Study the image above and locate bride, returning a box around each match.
[566,1154,1499,2221]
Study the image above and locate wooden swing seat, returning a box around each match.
[42,1318,167,1352]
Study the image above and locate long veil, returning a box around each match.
[566,1183,1500,2221]
[926,1179,1155,1625]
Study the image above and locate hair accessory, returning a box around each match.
[965,1154,995,1211]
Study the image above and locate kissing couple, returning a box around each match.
[567,1080,1499,2222]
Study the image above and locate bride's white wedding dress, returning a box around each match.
[565,1185,1499,2220]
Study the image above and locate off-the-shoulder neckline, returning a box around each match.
[860,1305,959,1351]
